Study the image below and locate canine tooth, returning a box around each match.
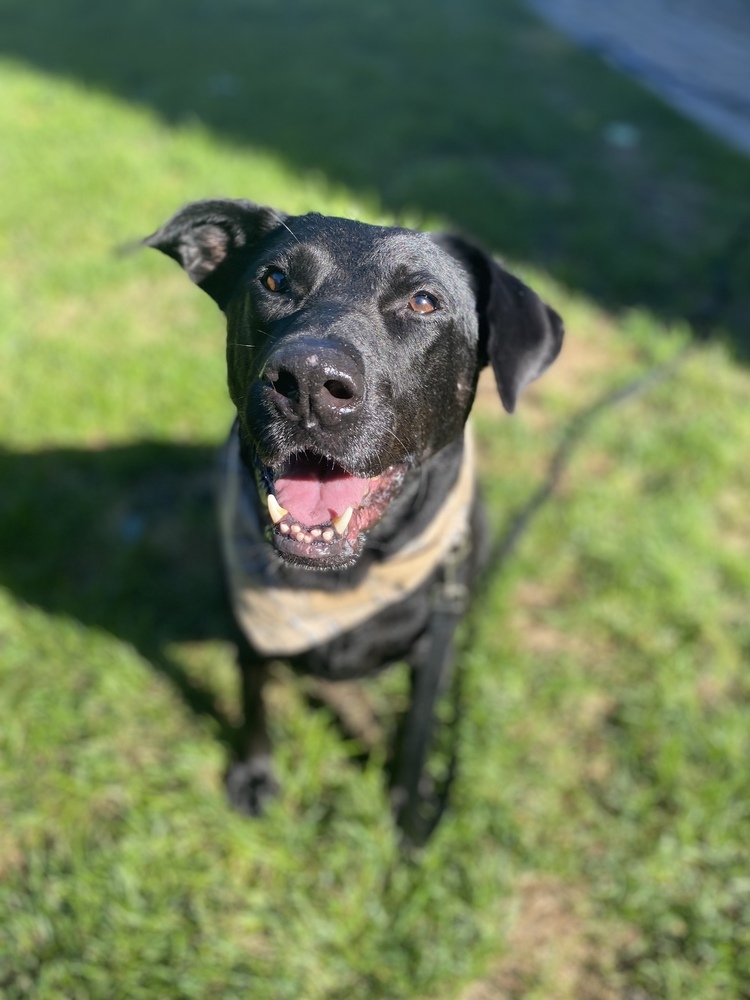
[310,528,322,538]
[332,507,353,536]
[322,528,334,542]
[267,494,288,524]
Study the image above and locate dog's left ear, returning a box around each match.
[143,198,285,310]
[436,235,564,413]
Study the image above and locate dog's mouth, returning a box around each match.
[257,451,407,568]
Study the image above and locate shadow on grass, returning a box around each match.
[1,0,749,352]
[0,441,448,797]
[0,441,240,745]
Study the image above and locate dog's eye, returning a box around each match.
[261,268,288,293]
[408,292,439,314]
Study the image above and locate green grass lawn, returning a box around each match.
[1,1,750,997]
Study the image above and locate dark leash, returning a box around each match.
[397,214,750,848]
[392,336,698,850]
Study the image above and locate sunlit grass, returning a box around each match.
[1,10,750,996]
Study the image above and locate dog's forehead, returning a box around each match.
[279,214,465,282]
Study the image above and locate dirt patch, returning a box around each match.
[0,832,25,880]
[542,322,620,396]
[511,580,619,680]
[475,368,506,418]
[717,486,750,556]
[460,876,627,1000]
[302,676,385,749]
[511,579,581,645]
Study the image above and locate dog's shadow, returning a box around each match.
[0,442,241,738]
[0,441,414,766]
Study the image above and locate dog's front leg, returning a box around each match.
[225,638,279,816]
[390,609,461,845]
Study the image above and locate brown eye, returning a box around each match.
[408,292,438,314]
[261,268,288,292]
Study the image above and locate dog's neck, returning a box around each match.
[236,433,468,592]
[221,427,476,655]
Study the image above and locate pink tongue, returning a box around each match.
[275,457,370,526]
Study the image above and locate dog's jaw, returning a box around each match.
[252,450,408,570]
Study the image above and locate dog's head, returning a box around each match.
[145,199,563,569]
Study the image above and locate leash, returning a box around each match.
[406,214,750,847]
[395,351,689,848]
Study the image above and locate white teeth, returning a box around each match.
[275,512,351,544]
[267,494,289,524]
[332,507,353,536]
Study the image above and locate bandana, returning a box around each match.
[218,424,475,656]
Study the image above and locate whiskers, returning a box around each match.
[274,212,301,246]
[232,327,274,350]
[384,426,412,459]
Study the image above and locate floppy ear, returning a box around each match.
[143,199,285,310]
[438,235,564,413]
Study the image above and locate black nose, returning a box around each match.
[262,338,365,429]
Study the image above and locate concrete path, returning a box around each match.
[525,0,750,157]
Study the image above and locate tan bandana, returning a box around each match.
[218,425,476,656]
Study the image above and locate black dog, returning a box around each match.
[145,200,563,841]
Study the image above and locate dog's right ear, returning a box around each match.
[143,199,285,310]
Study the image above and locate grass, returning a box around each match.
[1,1,750,997]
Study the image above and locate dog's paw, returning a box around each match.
[225,757,280,817]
